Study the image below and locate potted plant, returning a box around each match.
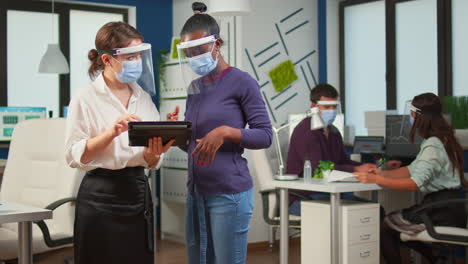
[444,96,468,147]
[156,50,169,92]
[313,160,335,179]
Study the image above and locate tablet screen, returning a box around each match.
[128,121,192,147]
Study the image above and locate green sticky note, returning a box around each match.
[268,60,298,92]
[171,38,181,59]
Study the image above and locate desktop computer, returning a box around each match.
[385,114,422,165]
[0,107,47,141]
[353,136,385,164]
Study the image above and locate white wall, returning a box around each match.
[173,0,194,38]
[172,0,319,243]
[243,0,318,126]
[242,0,318,243]
[69,10,124,98]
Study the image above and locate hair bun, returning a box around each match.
[192,2,207,13]
[88,49,99,62]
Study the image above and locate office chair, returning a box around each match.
[399,188,468,263]
[250,113,310,248]
[250,148,306,249]
[0,118,84,263]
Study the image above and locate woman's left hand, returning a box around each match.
[192,126,228,166]
[144,137,175,167]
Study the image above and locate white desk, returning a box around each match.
[272,178,382,264]
[0,201,52,264]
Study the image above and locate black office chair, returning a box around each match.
[400,191,468,263]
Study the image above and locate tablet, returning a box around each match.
[128,121,192,147]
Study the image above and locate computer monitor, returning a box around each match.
[353,136,385,164]
[353,136,384,154]
[0,107,47,141]
[385,115,422,159]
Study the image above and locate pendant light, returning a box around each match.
[208,0,252,16]
[38,0,69,74]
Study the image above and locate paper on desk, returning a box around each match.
[325,170,359,183]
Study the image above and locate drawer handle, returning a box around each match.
[360,217,371,223]
[360,251,370,258]
[360,234,371,241]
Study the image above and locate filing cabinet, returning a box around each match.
[301,200,380,264]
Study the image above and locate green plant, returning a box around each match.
[313,160,335,178]
[156,50,169,90]
[443,96,468,129]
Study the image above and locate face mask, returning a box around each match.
[320,109,337,125]
[187,50,219,76]
[114,59,143,83]
[410,115,415,126]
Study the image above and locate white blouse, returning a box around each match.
[65,73,163,171]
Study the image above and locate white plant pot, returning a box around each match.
[455,129,468,148]
[323,170,331,179]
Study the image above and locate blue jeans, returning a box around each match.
[289,192,369,216]
[185,188,254,264]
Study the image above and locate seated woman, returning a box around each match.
[356,92,467,264]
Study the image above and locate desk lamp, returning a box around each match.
[273,107,326,180]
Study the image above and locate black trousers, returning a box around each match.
[381,188,466,264]
[74,167,153,264]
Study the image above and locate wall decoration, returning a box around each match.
[243,1,318,125]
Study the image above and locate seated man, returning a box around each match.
[286,83,399,215]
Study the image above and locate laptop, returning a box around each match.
[353,136,384,154]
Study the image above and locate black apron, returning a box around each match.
[74,166,153,264]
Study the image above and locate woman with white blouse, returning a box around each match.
[65,22,173,264]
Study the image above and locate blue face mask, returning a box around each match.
[320,109,337,125]
[187,51,218,76]
[410,115,415,126]
[115,59,142,83]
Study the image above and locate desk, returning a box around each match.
[273,178,382,264]
[0,201,52,264]
[0,159,6,188]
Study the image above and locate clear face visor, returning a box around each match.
[176,35,218,95]
[99,43,156,96]
[314,100,343,132]
[315,100,342,114]
[401,100,421,135]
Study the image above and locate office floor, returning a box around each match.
[33,238,301,264]
[32,238,464,264]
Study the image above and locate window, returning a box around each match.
[452,0,468,96]
[342,1,386,136]
[0,2,128,116]
[7,10,60,117]
[395,0,438,113]
[340,0,458,135]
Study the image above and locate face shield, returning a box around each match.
[401,100,421,135]
[176,35,219,95]
[315,100,342,126]
[99,43,156,96]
